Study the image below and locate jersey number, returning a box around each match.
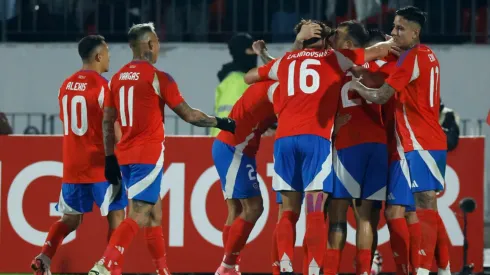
[119,86,134,127]
[62,95,88,136]
[287,59,321,96]
[429,66,440,107]
[341,72,372,108]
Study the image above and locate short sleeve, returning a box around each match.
[377,60,397,77]
[103,79,115,108]
[257,58,281,80]
[385,49,419,92]
[331,49,365,71]
[154,71,185,109]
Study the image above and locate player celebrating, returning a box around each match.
[89,22,235,275]
[213,80,278,275]
[245,20,398,275]
[31,35,127,275]
[325,22,391,275]
[350,7,447,275]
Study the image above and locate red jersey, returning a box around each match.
[385,45,446,152]
[217,81,278,157]
[58,70,109,183]
[106,61,184,165]
[257,48,365,141]
[334,60,389,150]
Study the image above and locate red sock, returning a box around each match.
[223,218,255,266]
[223,225,231,249]
[272,224,280,275]
[108,228,125,273]
[416,209,438,270]
[356,249,372,275]
[145,226,170,274]
[408,221,422,271]
[41,221,72,259]
[305,212,326,275]
[387,218,410,275]
[277,211,299,272]
[302,237,308,275]
[323,248,341,275]
[100,218,139,270]
[435,213,450,269]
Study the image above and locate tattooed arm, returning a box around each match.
[102,107,117,156]
[173,101,218,127]
[350,81,395,105]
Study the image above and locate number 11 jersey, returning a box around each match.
[257,48,365,141]
[106,61,184,165]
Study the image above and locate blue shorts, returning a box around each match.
[273,135,333,193]
[332,143,388,200]
[405,150,447,193]
[276,192,282,204]
[386,159,415,208]
[212,140,261,200]
[56,182,127,216]
[121,163,163,204]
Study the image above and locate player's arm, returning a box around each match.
[252,40,275,64]
[102,107,117,155]
[291,20,323,51]
[158,71,235,133]
[350,81,395,105]
[244,57,279,84]
[364,39,402,62]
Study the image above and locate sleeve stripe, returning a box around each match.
[98,86,105,108]
[267,82,279,103]
[334,51,354,72]
[409,55,420,82]
[153,72,162,98]
[268,57,282,80]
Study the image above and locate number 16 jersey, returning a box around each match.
[106,61,184,165]
[257,48,365,141]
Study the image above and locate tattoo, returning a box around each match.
[143,50,153,62]
[355,82,395,104]
[102,107,117,156]
[259,50,275,64]
[132,199,153,217]
[172,102,217,127]
[291,39,303,51]
[329,222,347,233]
[414,191,438,210]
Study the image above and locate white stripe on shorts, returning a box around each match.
[128,145,164,200]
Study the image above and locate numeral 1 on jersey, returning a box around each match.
[62,95,88,136]
[429,66,439,107]
[119,86,134,127]
[287,59,321,96]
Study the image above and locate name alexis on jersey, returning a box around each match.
[119,72,140,81]
[66,82,87,91]
[287,49,329,60]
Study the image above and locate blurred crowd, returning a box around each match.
[0,0,488,43]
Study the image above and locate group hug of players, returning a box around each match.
[29,5,450,275]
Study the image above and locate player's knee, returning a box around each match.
[128,200,153,227]
[107,209,125,229]
[242,197,264,222]
[227,199,243,219]
[61,214,82,231]
[414,191,437,210]
[384,204,406,220]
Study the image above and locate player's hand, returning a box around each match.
[105,155,122,185]
[296,21,322,42]
[333,113,352,135]
[216,117,236,134]
[390,46,403,57]
[252,40,267,55]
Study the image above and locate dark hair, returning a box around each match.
[396,6,427,28]
[128,22,156,45]
[368,29,386,44]
[78,35,105,62]
[338,20,370,47]
[294,19,333,47]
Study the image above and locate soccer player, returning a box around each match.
[213,80,278,275]
[325,22,392,275]
[244,20,397,275]
[349,6,447,275]
[89,22,235,275]
[31,35,127,275]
